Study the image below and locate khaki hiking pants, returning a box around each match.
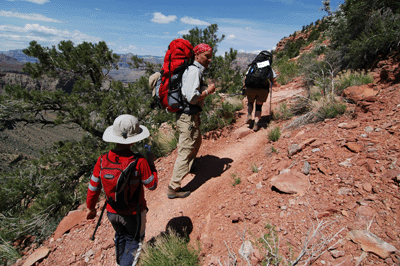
[169,112,202,190]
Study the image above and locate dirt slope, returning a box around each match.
[15,62,400,266]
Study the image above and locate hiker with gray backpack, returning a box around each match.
[243,50,277,131]
[86,114,158,266]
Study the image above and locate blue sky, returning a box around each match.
[1,0,340,56]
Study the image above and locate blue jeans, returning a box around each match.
[107,212,140,266]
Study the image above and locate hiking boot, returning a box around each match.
[246,114,252,124]
[253,123,260,132]
[167,186,191,199]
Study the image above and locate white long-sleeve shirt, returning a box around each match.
[181,61,207,108]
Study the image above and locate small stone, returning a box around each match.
[239,241,254,261]
[339,158,352,167]
[231,212,242,223]
[345,143,363,153]
[318,163,331,175]
[364,126,374,133]
[364,160,376,173]
[363,183,372,192]
[330,249,345,258]
[338,122,359,129]
[302,161,310,175]
[338,187,352,195]
[249,198,259,207]
[288,144,302,157]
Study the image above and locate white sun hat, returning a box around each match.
[102,114,150,144]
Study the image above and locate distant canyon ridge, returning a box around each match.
[0,50,255,91]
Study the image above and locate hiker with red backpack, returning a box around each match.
[167,43,216,199]
[86,114,158,266]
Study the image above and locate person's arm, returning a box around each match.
[139,158,158,191]
[270,69,277,86]
[182,66,215,104]
[196,83,216,102]
[86,156,102,219]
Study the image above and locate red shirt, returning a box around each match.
[86,149,157,215]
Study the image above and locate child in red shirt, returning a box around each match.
[86,114,157,266]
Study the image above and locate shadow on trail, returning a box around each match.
[147,216,193,245]
[182,155,233,193]
[248,114,273,130]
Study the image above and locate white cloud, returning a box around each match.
[180,16,210,26]
[151,12,177,24]
[177,29,189,35]
[0,23,100,44]
[0,10,61,23]
[115,44,138,53]
[226,34,236,40]
[22,0,50,4]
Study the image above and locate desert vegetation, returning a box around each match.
[0,0,399,264]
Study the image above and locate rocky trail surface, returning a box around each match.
[15,60,400,266]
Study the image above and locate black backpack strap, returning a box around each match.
[130,153,143,241]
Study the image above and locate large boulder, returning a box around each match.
[342,84,378,103]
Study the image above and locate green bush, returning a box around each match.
[313,44,327,56]
[316,99,347,121]
[256,223,284,265]
[335,71,374,95]
[290,96,313,116]
[251,163,259,173]
[231,173,241,186]
[307,28,321,43]
[309,87,323,101]
[268,126,281,142]
[273,103,292,121]
[0,238,21,265]
[274,55,300,85]
[283,38,306,59]
[200,94,241,133]
[270,146,278,153]
[139,232,200,266]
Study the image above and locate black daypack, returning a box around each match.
[245,50,273,89]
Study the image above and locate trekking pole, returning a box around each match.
[131,241,143,266]
[269,81,273,117]
[90,201,107,241]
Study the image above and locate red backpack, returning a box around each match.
[155,38,194,112]
[99,152,141,210]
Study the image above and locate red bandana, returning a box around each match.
[193,43,212,55]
